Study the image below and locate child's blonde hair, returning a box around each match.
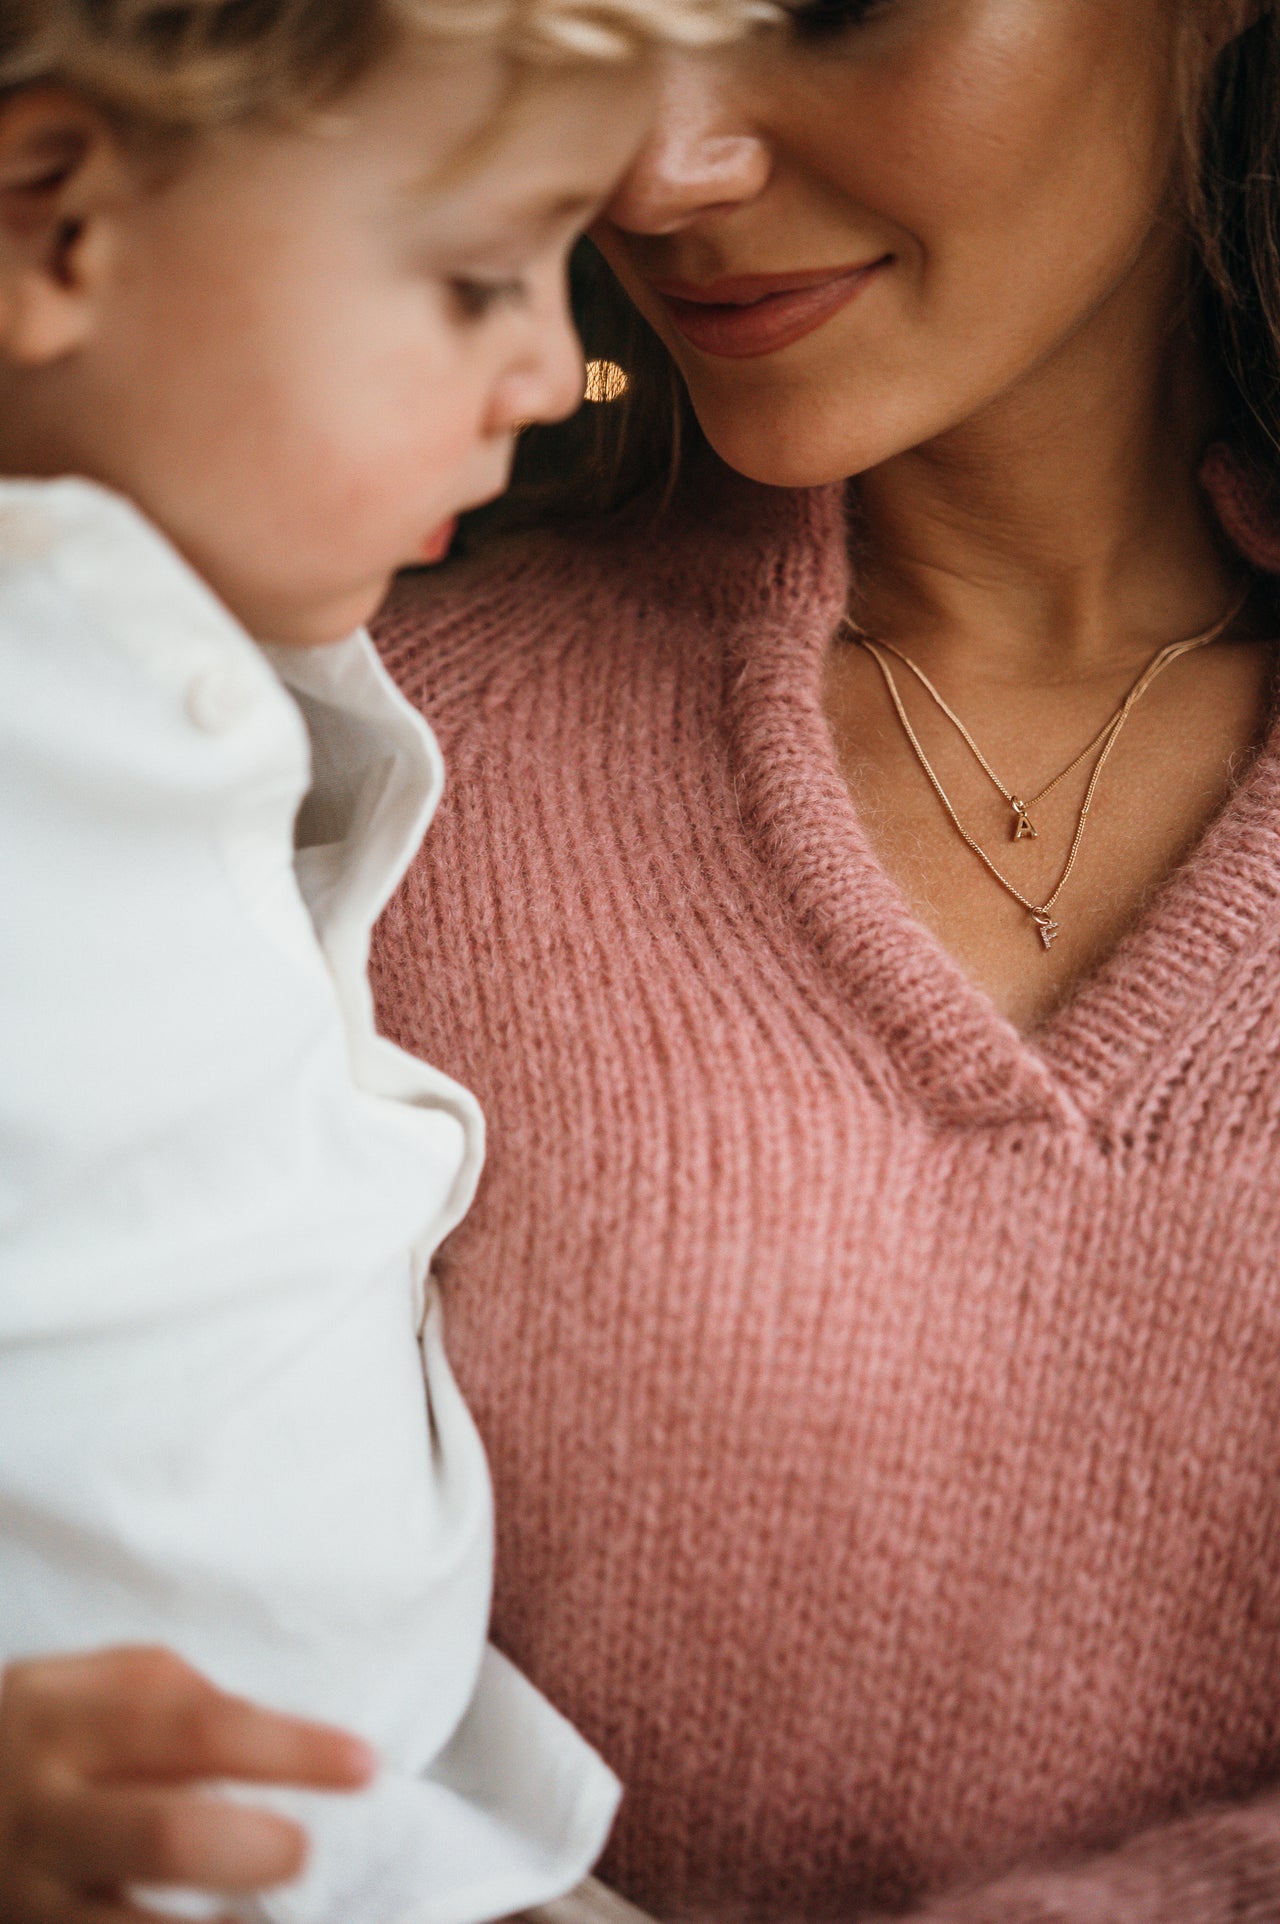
[0,0,768,138]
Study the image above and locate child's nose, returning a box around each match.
[489,312,586,432]
[602,56,772,236]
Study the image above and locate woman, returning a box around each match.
[371,1,1280,1916]
[8,1,1280,1917]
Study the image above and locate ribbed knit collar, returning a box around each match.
[666,444,1280,1133]
[406,445,1280,1134]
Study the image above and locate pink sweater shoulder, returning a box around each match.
[373,453,1280,1924]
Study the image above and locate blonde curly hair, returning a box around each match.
[0,0,769,135]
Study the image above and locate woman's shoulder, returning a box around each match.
[375,521,630,708]
[374,456,849,727]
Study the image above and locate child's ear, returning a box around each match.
[0,89,129,366]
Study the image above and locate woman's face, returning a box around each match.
[593,0,1218,488]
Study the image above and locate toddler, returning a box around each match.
[0,1,758,1918]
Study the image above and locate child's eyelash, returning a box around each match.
[449,277,528,320]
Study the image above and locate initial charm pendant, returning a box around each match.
[1010,798,1038,841]
[1032,911,1061,952]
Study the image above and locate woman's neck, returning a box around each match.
[852,239,1245,684]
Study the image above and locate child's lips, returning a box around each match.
[418,518,458,565]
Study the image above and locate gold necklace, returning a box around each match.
[843,597,1247,952]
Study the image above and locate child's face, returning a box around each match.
[3,48,653,644]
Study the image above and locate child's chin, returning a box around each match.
[270,584,389,649]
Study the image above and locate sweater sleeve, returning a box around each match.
[892,1787,1280,1924]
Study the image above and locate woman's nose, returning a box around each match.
[603,56,772,235]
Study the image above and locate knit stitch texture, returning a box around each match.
[372,451,1280,1924]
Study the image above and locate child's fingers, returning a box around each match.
[94,1683,375,1792]
[5,1648,375,1788]
[30,1783,310,1892]
[108,1911,239,1924]
[0,1870,238,1924]
[114,1911,240,1924]
[62,1900,239,1924]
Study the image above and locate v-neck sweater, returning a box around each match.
[372,452,1280,1924]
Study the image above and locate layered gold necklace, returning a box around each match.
[843,596,1248,952]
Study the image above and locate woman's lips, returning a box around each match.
[651,261,890,360]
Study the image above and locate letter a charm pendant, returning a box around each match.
[1032,911,1060,951]
[1010,799,1038,841]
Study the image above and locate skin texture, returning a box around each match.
[594,0,1277,1030]
[0,50,652,644]
[0,38,654,1920]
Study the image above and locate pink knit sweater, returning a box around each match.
[372,451,1280,1924]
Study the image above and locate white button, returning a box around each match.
[186,665,258,735]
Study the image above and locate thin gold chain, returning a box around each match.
[847,598,1248,951]
[843,598,1246,841]
[845,631,1127,838]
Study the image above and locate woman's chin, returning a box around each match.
[690,394,905,492]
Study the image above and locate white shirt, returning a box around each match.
[0,478,620,1924]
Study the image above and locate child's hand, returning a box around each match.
[0,1646,376,1924]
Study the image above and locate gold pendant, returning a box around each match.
[1010,798,1038,841]
[1032,911,1060,952]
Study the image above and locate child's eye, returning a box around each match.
[449,277,529,321]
